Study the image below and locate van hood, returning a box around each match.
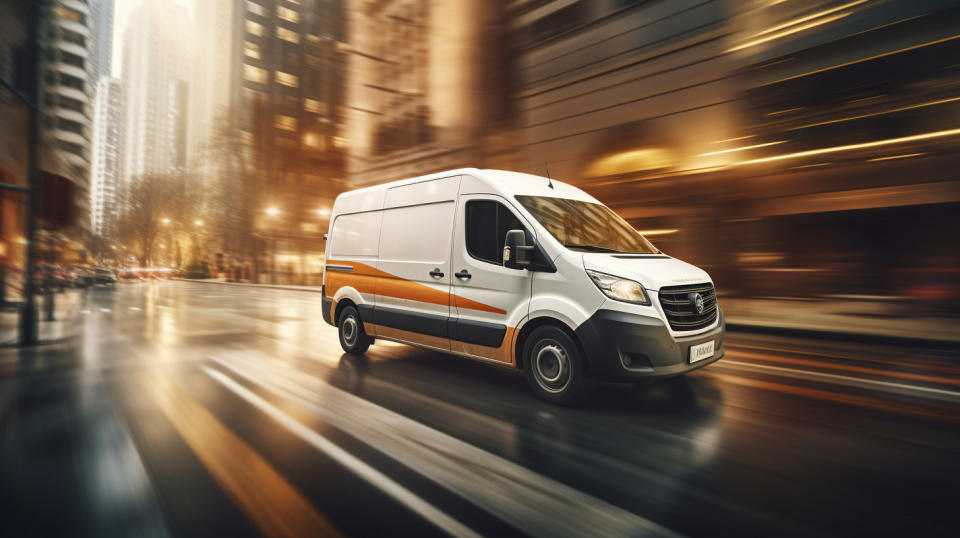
[581,253,711,291]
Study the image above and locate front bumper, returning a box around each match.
[574,308,725,381]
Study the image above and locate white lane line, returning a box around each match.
[208,354,678,537]
[129,307,142,311]
[100,308,112,313]
[716,360,960,401]
[202,367,480,538]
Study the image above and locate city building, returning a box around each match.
[121,0,189,183]
[38,0,99,238]
[343,0,507,186]
[0,1,31,276]
[89,0,114,79]
[503,0,960,299]
[89,76,122,237]
[233,0,349,282]
[186,0,237,180]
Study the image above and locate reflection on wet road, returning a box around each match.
[2,281,958,536]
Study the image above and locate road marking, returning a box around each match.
[139,374,341,538]
[100,308,112,313]
[717,360,960,402]
[202,367,481,538]
[129,306,142,311]
[79,310,91,314]
[207,354,678,537]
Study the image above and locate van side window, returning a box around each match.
[465,200,526,265]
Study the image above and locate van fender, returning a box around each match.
[527,294,593,332]
[329,286,372,325]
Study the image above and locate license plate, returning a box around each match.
[689,340,715,363]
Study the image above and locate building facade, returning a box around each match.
[89,0,113,79]
[235,0,348,282]
[89,76,122,237]
[38,0,99,238]
[121,0,189,183]
[343,0,508,187]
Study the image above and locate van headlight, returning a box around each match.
[586,269,650,305]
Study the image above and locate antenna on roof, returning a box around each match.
[545,161,554,189]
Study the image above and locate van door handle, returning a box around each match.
[455,270,472,280]
[429,268,444,278]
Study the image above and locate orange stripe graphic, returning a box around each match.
[325,261,506,315]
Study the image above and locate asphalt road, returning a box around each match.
[2,281,958,537]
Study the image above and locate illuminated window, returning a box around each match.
[275,71,298,87]
[243,40,260,59]
[306,34,321,44]
[246,1,264,16]
[277,6,299,23]
[245,20,264,36]
[274,115,297,131]
[243,64,268,84]
[333,136,347,148]
[276,26,300,43]
[304,98,326,114]
[302,132,322,148]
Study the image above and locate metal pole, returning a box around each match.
[18,1,43,345]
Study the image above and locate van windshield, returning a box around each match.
[515,196,659,254]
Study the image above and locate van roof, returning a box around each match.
[336,168,599,206]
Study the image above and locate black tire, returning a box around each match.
[337,305,373,354]
[523,325,593,405]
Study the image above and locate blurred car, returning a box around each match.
[70,266,96,288]
[119,269,144,281]
[93,267,117,286]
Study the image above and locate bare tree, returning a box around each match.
[116,174,195,266]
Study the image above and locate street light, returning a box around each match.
[316,207,330,217]
[194,219,204,226]
[266,206,280,217]
[161,217,171,225]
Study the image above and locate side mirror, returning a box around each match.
[503,229,533,269]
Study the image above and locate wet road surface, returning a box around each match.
[1,281,958,537]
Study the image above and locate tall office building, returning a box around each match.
[343,0,506,186]
[226,0,348,281]
[89,77,123,237]
[38,0,98,237]
[121,0,189,183]
[89,0,113,79]
[186,0,237,177]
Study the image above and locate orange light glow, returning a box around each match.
[737,128,960,165]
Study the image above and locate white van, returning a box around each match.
[322,169,724,404]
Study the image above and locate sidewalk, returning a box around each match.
[0,291,82,346]
[177,279,959,345]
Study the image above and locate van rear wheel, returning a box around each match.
[338,305,372,354]
[523,326,593,405]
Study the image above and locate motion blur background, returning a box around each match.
[2,0,959,343]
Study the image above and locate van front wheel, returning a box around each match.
[338,305,372,354]
[523,326,593,405]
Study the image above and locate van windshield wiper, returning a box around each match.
[563,243,621,253]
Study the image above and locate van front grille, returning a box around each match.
[658,283,718,331]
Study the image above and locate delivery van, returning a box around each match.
[322,169,724,404]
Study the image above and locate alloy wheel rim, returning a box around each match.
[534,341,571,393]
[342,316,358,346]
